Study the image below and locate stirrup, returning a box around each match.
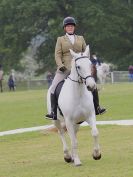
[45,113,53,120]
[96,107,106,115]
[45,111,57,120]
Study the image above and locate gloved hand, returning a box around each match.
[59,66,67,72]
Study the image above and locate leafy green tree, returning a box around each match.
[0,0,133,72]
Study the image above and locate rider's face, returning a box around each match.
[64,25,75,34]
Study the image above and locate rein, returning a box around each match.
[68,55,93,84]
[75,56,88,62]
[68,76,83,84]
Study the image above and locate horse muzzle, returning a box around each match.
[87,85,95,92]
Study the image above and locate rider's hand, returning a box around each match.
[59,66,67,72]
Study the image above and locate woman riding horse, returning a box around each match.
[45,17,106,120]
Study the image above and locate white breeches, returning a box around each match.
[50,70,70,94]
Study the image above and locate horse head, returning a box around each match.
[70,45,96,91]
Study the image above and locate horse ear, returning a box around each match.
[69,49,78,58]
[84,45,90,59]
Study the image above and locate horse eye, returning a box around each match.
[77,66,80,69]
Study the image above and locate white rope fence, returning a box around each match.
[0,120,133,137]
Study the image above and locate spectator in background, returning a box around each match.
[90,53,103,82]
[8,69,16,91]
[0,64,4,92]
[46,71,53,88]
[128,65,133,81]
[91,53,102,67]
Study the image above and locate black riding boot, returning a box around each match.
[45,93,57,120]
[92,88,106,115]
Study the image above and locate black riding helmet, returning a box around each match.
[63,17,76,27]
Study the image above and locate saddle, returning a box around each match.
[54,80,65,116]
[55,80,65,100]
[54,80,83,124]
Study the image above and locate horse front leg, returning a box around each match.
[65,119,81,166]
[54,120,72,163]
[89,115,101,160]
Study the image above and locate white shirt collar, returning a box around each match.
[66,33,75,45]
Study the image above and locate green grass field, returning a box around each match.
[0,89,49,132]
[99,83,133,120]
[0,83,133,177]
[0,126,132,177]
[0,83,133,131]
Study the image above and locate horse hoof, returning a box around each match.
[75,163,82,166]
[64,157,73,163]
[93,153,101,160]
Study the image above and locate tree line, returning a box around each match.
[0,0,133,73]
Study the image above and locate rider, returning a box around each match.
[45,17,106,120]
[90,53,106,114]
[91,53,102,82]
[91,53,102,66]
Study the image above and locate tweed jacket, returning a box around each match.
[55,35,86,70]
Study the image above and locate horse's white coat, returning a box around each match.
[97,63,110,87]
[47,46,101,166]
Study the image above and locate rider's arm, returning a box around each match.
[55,37,64,70]
[81,36,91,59]
[81,36,86,52]
[97,58,102,65]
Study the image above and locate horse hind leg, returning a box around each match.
[54,120,72,163]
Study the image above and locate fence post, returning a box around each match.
[27,79,30,90]
[111,72,114,84]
